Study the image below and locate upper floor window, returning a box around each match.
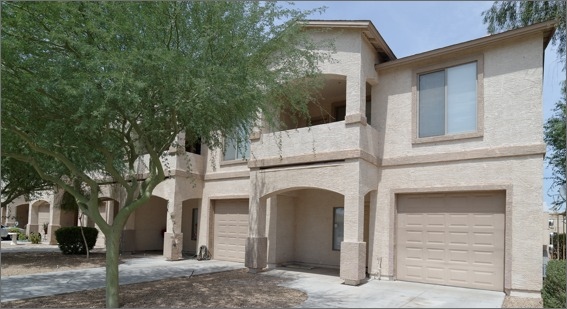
[223,131,249,161]
[418,61,477,138]
[549,219,555,228]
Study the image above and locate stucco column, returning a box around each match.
[48,191,63,245]
[245,172,267,272]
[27,203,39,235]
[266,196,278,269]
[163,199,183,261]
[340,187,366,285]
[345,72,367,125]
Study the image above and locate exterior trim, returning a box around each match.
[375,20,555,70]
[411,54,485,144]
[381,144,545,168]
[204,171,250,181]
[248,149,379,168]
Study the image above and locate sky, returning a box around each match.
[288,1,565,210]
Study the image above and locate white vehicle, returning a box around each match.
[1,225,25,240]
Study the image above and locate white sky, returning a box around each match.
[289,1,564,209]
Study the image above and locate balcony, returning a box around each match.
[249,120,380,168]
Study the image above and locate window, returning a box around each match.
[334,105,346,122]
[191,208,198,241]
[223,131,249,161]
[418,62,477,138]
[185,137,201,155]
[332,207,344,251]
[549,219,555,228]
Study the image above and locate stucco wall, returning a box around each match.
[293,189,343,267]
[134,196,167,251]
[274,195,296,264]
[182,199,200,254]
[372,155,543,292]
[374,34,544,160]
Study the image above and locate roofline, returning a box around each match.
[303,20,397,61]
[375,20,557,70]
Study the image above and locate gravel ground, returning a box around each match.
[1,250,306,308]
[1,250,541,308]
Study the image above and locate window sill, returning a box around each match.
[220,159,249,167]
[412,131,483,145]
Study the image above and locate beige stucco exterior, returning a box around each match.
[3,20,554,297]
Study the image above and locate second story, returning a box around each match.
[169,20,556,179]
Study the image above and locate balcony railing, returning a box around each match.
[249,121,380,168]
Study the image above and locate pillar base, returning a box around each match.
[164,232,183,261]
[340,241,366,286]
[245,237,267,272]
[47,224,61,245]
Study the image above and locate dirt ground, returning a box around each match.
[1,251,307,308]
[0,250,540,308]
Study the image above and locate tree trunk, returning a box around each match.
[79,214,89,259]
[105,231,121,308]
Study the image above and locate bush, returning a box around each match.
[29,232,42,244]
[542,260,566,308]
[8,227,27,241]
[551,233,565,260]
[54,226,98,255]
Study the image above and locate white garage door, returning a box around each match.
[213,199,249,262]
[397,192,505,291]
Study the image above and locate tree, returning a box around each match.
[482,0,566,65]
[1,2,330,307]
[1,156,52,210]
[483,1,566,210]
[544,83,566,211]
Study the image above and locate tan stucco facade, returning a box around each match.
[3,20,554,297]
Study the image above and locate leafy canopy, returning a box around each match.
[1,2,331,307]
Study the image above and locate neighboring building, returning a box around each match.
[544,211,566,257]
[2,20,555,297]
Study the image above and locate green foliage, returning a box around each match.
[1,2,330,306]
[544,83,566,210]
[482,1,566,66]
[29,232,42,244]
[55,226,98,255]
[542,260,566,308]
[1,156,52,208]
[8,227,27,241]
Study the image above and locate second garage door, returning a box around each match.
[397,192,505,291]
[213,199,249,262]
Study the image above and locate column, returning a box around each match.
[27,203,39,235]
[266,196,278,269]
[245,173,267,273]
[48,191,63,245]
[340,161,367,285]
[345,72,367,125]
[163,198,183,261]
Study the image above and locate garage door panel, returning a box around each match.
[213,200,249,263]
[397,192,505,291]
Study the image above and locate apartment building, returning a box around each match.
[3,20,555,297]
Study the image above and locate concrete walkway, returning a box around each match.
[1,243,505,307]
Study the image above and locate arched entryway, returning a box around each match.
[264,187,345,270]
[133,196,167,253]
[28,200,51,236]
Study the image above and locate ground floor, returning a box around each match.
[2,154,543,297]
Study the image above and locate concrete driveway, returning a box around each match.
[264,268,505,308]
[1,243,505,308]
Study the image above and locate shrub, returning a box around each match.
[542,259,566,308]
[8,227,27,241]
[54,226,98,255]
[29,232,42,244]
[551,233,565,260]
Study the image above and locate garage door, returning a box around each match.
[213,199,249,262]
[397,192,505,291]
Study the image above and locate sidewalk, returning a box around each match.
[1,243,506,307]
[1,255,244,302]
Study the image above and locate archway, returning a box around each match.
[133,196,167,252]
[264,187,344,271]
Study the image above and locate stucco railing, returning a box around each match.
[250,121,380,167]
